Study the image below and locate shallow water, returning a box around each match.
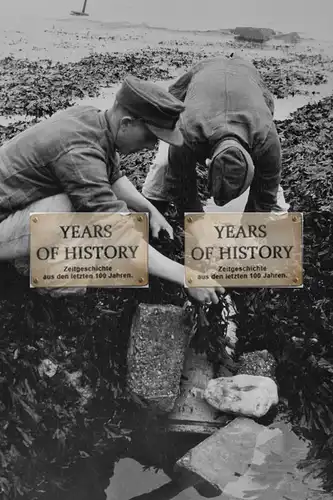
[106,458,198,499]
[105,420,328,500]
[1,71,332,128]
[273,75,333,121]
[0,115,37,127]
[70,73,333,123]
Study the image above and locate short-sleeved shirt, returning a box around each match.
[0,105,127,223]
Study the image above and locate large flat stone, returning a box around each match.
[204,374,279,418]
[234,26,274,42]
[127,304,191,414]
[167,348,231,434]
[174,417,283,496]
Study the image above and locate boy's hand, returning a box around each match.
[186,284,225,305]
[150,208,174,240]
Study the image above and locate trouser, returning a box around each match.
[141,140,290,214]
[0,194,86,296]
[142,141,204,213]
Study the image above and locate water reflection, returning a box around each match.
[273,75,333,121]
[103,420,329,500]
[107,458,198,500]
[69,75,333,124]
[42,417,331,500]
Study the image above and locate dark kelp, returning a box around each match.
[0,51,333,498]
[231,97,333,489]
[0,49,331,118]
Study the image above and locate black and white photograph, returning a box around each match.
[0,0,332,498]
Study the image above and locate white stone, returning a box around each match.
[204,374,279,418]
[38,358,58,378]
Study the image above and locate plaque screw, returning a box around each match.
[32,278,39,285]
[137,215,143,222]
[292,216,298,222]
[293,277,299,284]
[138,277,145,284]
[32,216,38,223]
[188,277,193,284]
[187,217,193,223]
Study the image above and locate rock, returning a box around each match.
[13,258,30,276]
[237,350,277,379]
[167,348,231,434]
[38,360,92,409]
[38,359,58,378]
[126,303,192,414]
[234,27,274,42]
[204,374,279,418]
[174,417,284,496]
[274,31,301,43]
[175,419,313,498]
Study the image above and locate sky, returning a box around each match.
[0,0,332,40]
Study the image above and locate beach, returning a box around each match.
[1,14,333,120]
[1,0,333,38]
[1,9,333,500]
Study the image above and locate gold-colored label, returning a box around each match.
[30,212,149,288]
[184,212,303,288]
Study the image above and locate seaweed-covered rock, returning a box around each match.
[237,350,277,379]
[234,27,274,42]
[127,303,192,413]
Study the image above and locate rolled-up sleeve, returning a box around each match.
[51,148,144,248]
[51,148,128,213]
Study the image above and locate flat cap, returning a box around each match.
[208,139,255,206]
[116,76,185,146]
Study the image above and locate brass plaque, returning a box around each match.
[30,212,149,288]
[184,212,303,288]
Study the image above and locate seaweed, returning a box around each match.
[0,52,333,498]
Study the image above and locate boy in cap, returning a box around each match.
[142,55,290,216]
[0,76,224,305]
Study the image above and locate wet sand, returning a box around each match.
[1,15,333,62]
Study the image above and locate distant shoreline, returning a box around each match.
[54,17,323,41]
[2,12,330,42]
[57,17,235,34]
